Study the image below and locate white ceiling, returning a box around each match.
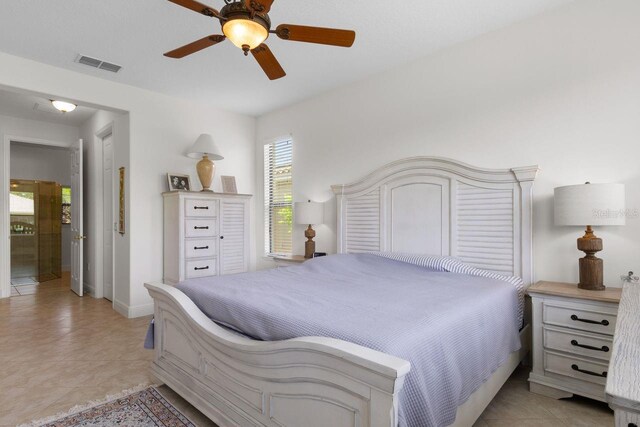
[0,0,573,116]
[0,88,97,127]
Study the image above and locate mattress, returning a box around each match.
[176,253,523,427]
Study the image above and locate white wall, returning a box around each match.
[256,0,640,287]
[10,142,73,270]
[0,53,256,315]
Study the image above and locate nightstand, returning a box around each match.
[528,281,622,402]
[272,255,307,267]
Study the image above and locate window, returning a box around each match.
[264,139,293,255]
[61,186,71,224]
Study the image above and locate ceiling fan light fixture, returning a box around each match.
[51,100,77,113]
[223,18,268,53]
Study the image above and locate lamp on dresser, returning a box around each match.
[295,200,323,259]
[554,182,625,290]
[186,134,224,192]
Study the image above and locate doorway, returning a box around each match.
[0,88,126,306]
[7,140,72,296]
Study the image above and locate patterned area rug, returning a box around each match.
[21,386,195,427]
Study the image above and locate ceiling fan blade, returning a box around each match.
[164,35,225,58]
[245,0,275,14]
[275,24,355,47]
[168,0,219,17]
[251,44,286,80]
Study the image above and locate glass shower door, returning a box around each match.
[10,180,62,284]
[36,181,62,282]
[10,180,37,281]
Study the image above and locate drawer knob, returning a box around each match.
[570,314,609,326]
[194,246,209,250]
[194,266,210,271]
[571,364,607,378]
[629,423,637,427]
[194,206,209,210]
[570,340,609,352]
[194,226,210,230]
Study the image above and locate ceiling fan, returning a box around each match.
[164,0,356,80]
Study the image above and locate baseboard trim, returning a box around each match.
[113,299,154,318]
[83,281,95,297]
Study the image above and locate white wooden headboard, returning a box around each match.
[331,157,539,285]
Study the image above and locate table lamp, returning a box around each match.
[186,134,224,192]
[554,182,625,290]
[295,200,324,258]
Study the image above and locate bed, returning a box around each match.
[145,157,539,427]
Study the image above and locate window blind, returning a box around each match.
[264,139,293,255]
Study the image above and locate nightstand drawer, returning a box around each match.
[185,198,218,218]
[544,327,612,361]
[185,258,217,279]
[544,351,609,385]
[544,303,616,336]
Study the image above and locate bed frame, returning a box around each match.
[146,157,539,427]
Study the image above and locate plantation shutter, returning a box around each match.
[264,139,293,255]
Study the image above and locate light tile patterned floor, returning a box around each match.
[1,273,613,426]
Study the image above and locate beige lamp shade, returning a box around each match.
[295,201,323,225]
[554,183,626,226]
[186,134,224,160]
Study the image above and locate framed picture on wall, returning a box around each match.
[221,176,237,194]
[167,173,191,191]
[119,167,125,235]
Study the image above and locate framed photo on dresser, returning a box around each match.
[167,173,191,191]
[221,175,237,194]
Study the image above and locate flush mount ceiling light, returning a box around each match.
[164,0,356,80]
[51,100,77,113]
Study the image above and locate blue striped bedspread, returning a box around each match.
[176,253,523,427]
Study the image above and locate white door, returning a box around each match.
[102,134,114,301]
[70,139,84,296]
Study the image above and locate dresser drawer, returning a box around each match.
[185,198,218,218]
[185,239,217,259]
[185,219,218,238]
[544,351,609,385]
[544,327,612,361]
[543,303,617,336]
[185,258,217,279]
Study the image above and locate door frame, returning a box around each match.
[0,135,71,299]
[93,122,115,301]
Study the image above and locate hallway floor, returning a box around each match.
[0,273,613,426]
[0,273,214,426]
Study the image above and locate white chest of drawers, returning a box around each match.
[528,281,622,402]
[163,191,252,285]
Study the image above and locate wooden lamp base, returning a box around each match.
[577,226,605,291]
[304,225,316,259]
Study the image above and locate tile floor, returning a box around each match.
[0,274,613,426]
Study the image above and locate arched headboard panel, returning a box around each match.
[331,157,539,285]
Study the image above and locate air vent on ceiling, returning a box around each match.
[75,54,122,73]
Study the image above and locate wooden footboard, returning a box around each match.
[145,282,411,427]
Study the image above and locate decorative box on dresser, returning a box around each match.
[528,281,622,402]
[606,282,640,427]
[163,191,251,285]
